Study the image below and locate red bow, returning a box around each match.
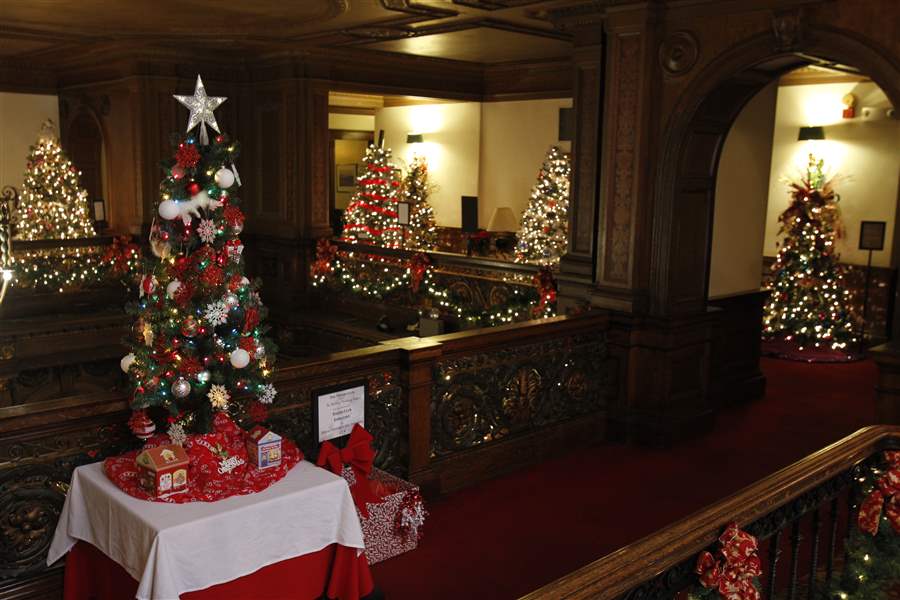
[317,424,380,517]
[409,253,431,293]
[695,522,762,600]
[532,266,557,316]
[311,237,338,278]
[858,451,900,535]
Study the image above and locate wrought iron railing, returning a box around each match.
[520,425,900,599]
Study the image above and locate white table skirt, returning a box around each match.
[48,460,365,600]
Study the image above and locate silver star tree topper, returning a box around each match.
[173,75,226,145]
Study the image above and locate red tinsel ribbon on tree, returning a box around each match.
[694,522,762,600]
[311,237,338,278]
[532,267,558,315]
[409,253,431,293]
[316,424,380,518]
[858,450,900,535]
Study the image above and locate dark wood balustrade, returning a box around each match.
[0,310,612,596]
[521,425,900,599]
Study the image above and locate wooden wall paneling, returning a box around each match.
[708,290,768,408]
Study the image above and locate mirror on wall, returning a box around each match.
[327,91,573,264]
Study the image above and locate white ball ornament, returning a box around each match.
[120,353,136,373]
[159,200,180,220]
[240,277,250,288]
[223,293,240,308]
[214,168,235,189]
[166,280,182,299]
[230,348,250,369]
[172,377,191,399]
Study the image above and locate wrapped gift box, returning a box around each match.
[342,467,426,564]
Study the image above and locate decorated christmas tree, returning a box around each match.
[341,144,402,248]
[763,154,856,351]
[121,76,277,441]
[402,155,437,251]
[515,146,571,266]
[14,120,96,241]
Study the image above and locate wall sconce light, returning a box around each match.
[406,133,424,144]
[797,126,826,141]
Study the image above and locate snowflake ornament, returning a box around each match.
[197,219,216,243]
[257,383,277,405]
[204,300,228,326]
[208,384,230,409]
[167,422,187,445]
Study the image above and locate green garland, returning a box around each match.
[835,452,900,599]
[311,249,555,328]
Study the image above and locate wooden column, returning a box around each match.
[871,342,900,424]
[558,25,604,311]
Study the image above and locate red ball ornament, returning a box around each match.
[215,135,225,144]
[185,181,202,196]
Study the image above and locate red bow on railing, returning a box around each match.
[409,252,431,294]
[858,450,900,535]
[695,522,762,600]
[316,424,380,517]
[311,237,338,278]
[532,266,557,316]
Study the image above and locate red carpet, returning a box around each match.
[371,357,878,599]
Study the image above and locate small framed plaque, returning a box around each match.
[859,221,886,251]
[397,201,410,225]
[312,380,367,445]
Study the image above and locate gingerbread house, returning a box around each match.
[136,444,189,497]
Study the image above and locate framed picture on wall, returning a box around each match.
[336,164,357,192]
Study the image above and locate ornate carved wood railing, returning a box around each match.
[0,311,612,596]
[520,425,900,599]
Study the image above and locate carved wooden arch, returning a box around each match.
[649,27,900,317]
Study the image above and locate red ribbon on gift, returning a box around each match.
[858,450,900,535]
[317,424,380,518]
[409,253,431,294]
[694,522,762,600]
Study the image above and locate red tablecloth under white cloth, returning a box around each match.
[48,460,370,600]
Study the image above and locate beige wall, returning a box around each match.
[329,113,375,131]
[763,81,900,267]
[479,98,572,230]
[333,139,369,210]
[0,92,60,190]
[375,102,481,228]
[708,83,777,298]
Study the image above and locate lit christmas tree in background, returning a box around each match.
[402,155,437,251]
[515,146,571,266]
[14,120,95,241]
[121,76,277,440]
[341,144,402,248]
[762,154,856,352]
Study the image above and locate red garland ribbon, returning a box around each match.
[311,237,338,278]
[316,424,380,518]
[858,450,900,535]
[695,522,762,600]
[533,267,558,315]
[409,253,431,293]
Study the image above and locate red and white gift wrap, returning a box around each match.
[341,466,426,564]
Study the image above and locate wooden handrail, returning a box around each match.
[520,425,900,599]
